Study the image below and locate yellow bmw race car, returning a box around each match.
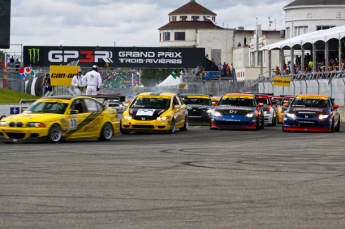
[0,96,119,143]
[120,92,188,134]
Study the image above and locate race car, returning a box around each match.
[254,94,277,126]
[211,96,221,106]
[210,93,264,130]
[179,94,213,122]
[120,92,188,134]
[282,94,341,132]
[277,96,295,124]
[0,96,119,143]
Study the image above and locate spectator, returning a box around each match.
[15,59,20,72]
[6,54,10,67]
[41,73,53,95]
[10,56,14,67]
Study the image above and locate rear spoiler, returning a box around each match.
[19,99,37,104]
[91,95,126,108]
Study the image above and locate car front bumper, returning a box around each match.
[121,118,172,132]
[283,116,332,132]
[210,115,257,130]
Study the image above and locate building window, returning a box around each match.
[163,32,170,41]
[180,16,187,21]
[317,25,335,31]
[191,16,199,21]
[294,26,308,36]
[174,32,185,41]
[171,16,177,21]
[212,17,216,22]
[286,27,290,39]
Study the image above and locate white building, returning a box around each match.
[284,0,345,39]
[158,0,284,81]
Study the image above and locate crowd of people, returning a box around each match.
[274,52,345,77]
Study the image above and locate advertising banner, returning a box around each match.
[273,76,291,87]
[23,46,206,69]
[50,66,80,86]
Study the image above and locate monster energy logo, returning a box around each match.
[28,48,40,63]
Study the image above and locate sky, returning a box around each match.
[3,0,291,55]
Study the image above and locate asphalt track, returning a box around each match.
[1,124,345,229]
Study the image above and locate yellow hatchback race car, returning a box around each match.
[0,96,119,143]
[120,92,188,134]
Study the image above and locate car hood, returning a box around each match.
[215,106,256,114]
[186,105,212,110]
[3,112,63,122]
[288,107,328,115]
[128,108,168,118]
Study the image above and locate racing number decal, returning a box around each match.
[69,118,77,130]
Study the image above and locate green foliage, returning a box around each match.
[0,50,5,60]
[0,88,39,104]
[141,69,177,87]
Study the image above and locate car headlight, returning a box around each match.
[264,111,267,114]
[123,115,132,120]
[245,112,254,118]
[213,111,222,117]
[0,121,7,126]
[157,116,170,121]
[319,114,329,120]
[27,122,46,128]
[286,113,296,119]
[206,109,213,114]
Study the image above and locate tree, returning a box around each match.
[141,69,175,87]
[0,50,5,60]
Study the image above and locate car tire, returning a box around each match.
[260,116,264,129]
[335,118,340,132]
[120,121,130,135]
[47,124,62,143]
[169,119,176,134]
[179,116,188,131]
[330,118,334,133]
[98,122,113,141]
[255,117,260,130]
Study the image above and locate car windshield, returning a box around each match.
[218,98,255,107]
[256,98,270,105]
[130,97,170,109]
[182,98,211,106]
[26,101,68,114]
[290,98,329,108]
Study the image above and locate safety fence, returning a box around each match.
[257,71,345,106]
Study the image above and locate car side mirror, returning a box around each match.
[334,104,339,109]
[284,102,290,107]
[70,110,79,114]
[257,103,264,108]
[174,105,180,109]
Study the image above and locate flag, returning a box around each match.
[171,71,178,79]
[18,65,32,79]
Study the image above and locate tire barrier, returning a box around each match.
[24,75,44,96]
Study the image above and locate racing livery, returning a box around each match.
[282,94,340,132]
[179,94,213,122]
[0,96,119,143]
[210,93,264,130]
[254,94,277,126]
[120,92,188,134]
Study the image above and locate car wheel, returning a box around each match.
[169,119,176,134]
[179,116,188,131]
[47,124,62,143]
[335,118,340,132]
[260,116,264,129]
[330,118,334,133]
[98,122,113,141]
[120,121,130,135]
[0,115,6,120]
[255,117,260,130]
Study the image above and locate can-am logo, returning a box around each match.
[28,48,40,63]
[48,50,113,63]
